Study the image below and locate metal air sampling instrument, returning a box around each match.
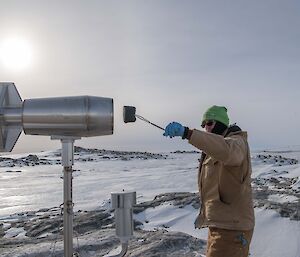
[123,106,164,131]
[0,82,114,257]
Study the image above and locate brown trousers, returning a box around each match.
[206,227,253,257]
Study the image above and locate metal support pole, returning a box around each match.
[51,136,79,257]
[63,166,73,257]
[61,138,75,257]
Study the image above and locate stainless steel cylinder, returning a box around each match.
[1,108,23,125]
[111,191,136,243]
[22,96,113,137]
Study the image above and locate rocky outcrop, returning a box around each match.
[170,150,200,154]
[74,146,168,161]
[255,154,298,166]
[0,148,168,168]
[0,154,56,167]
[128,230,205,257]
[0,186,299,256]
[0,229,206,257]
[134,192,200,214]
[0,202,205,257]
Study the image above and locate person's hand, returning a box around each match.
[163,122,185,138]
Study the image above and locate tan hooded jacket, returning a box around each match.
[189,128,255,231]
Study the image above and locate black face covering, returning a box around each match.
[211,121,228,135]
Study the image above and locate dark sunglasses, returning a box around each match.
[201,120,215,128]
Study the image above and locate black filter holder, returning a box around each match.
[123,106,136,123]
[123,105,164,131]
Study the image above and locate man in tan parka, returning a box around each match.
[163,105,255,257]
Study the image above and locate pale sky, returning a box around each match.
[0,0,299,153]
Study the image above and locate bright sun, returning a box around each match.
[0,37,33,71]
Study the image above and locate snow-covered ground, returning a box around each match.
[0,147,300,257]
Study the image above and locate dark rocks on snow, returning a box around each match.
[74,146,168,161]
[128,230,205,257]
[134,192,200,214]
[0,202,206,257]
[256,154,298,165]
[0,147,169,170]
[171,150,200,154]
[0,229,206,257]
[0,154,53,168]
[252,176,300,221]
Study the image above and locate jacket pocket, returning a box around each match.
[206,199,239,224]
[201,158,219,200]
[218,165,244,204]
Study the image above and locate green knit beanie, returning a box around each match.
[202,105,229,127]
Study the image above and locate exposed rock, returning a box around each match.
[128,230,205,257]
[74,146,168,161]
[0,200,205,257]
[171,150,200,154]
[134,192,200,214]
[73,210,113,234]
[0,155,53,167]
[0,184,299,256]
[252,177,300,220]
[0,147,169,168]
[0,229,205,257]
[256,154,298,166]
[25,155,39,163]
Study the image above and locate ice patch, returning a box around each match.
[4,227,27,238]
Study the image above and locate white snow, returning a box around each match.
[134,203,208,240]
[268,194,298,203]
[0,149,300,257]
[251,208,300,257]
[135,203,300,257]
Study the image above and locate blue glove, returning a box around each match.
[163,122,185,138]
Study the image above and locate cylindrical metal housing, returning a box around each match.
[22,96,113,137]
[1,108,23,125]
[111,191,136,243]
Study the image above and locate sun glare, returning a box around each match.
[0,37,33,71]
